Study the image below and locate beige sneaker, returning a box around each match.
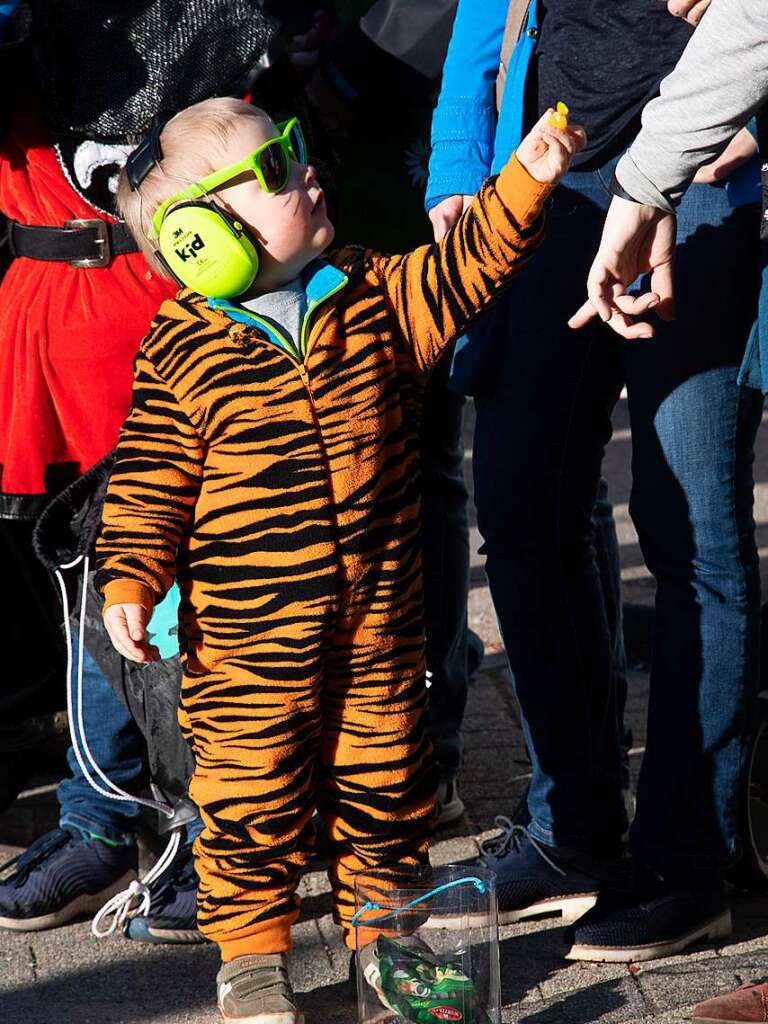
[216,954,303,1024]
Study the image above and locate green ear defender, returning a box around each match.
[156,201,260,299]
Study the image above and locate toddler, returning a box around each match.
[98,96,583,1023]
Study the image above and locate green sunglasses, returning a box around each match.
[151,117,307,237]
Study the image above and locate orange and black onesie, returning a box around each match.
[95,156,552,960]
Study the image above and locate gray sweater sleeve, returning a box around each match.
[615,0,768,214]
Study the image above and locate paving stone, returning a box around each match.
[0,933,36,988]
[429,833,480,866]
[290,918,333,993]
[636,962,743,1018]
[315,911,351,984]
[501,974,648,1022]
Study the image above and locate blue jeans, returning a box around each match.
[421,351,472,781]
[468,157,762,871]
[58,643,146,843]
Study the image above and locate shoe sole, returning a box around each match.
[218,1009,304,1024]
[565,909,732,963]
[0,870,137,932]
[501,893,598,927]
[420,892,598,931]
[127,923,209,944]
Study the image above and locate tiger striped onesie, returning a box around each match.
[96,155,551,960]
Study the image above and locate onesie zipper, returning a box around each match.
[300,276,348,361]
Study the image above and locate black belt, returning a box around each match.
[5,218,139,268]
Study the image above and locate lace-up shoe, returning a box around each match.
[565,867,731,963]
[423,819,608,929]
[124,836,207,944]
[0,827,136,931]
[217,953,302,1023]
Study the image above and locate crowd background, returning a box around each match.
[1,1,768,1022]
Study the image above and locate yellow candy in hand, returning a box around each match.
[549,101,569,131]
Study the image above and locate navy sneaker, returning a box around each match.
[423,819,610,930]
[124,837,207,944]
[0,827,136,931]
[565,868,732,963]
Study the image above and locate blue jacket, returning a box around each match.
[427,0,762,395]
[425,0,539,392]
[426,0,539,212]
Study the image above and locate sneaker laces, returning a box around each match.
[479,817,567,877]
[91,827,182,938]
[0,828,72,887]
[142,837,197,909]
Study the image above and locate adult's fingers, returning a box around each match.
[568,299,599,330]
[429,212,449,242]
[611,292,660,316]
[568,298,655,338]
[649,260,675,320]
[667,0,711,24]
[428,195,469,242]
[682,0,712,25]
[586,262,616,325]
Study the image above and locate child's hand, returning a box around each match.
[516,109,586,185]
[104,602,161,663]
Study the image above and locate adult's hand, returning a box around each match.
[568,196,677,339]
[693,126,758,184]
[667,0,712,26]
[428,194,473,242]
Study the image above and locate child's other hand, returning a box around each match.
[104,603,161,663]
[516,109,586,185]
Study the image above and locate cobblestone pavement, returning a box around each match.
[2,395,768,1022]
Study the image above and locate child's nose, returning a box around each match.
[303,163,318,187]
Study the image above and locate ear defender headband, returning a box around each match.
[125,116,306,300]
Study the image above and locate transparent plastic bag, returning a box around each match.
[353,864,500,1024]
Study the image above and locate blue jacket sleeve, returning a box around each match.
[425,0,508,211]
[0,2,19,37]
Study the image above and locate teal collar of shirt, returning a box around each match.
[208,258,348,362]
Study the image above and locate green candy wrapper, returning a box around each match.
[375,937,492,1024]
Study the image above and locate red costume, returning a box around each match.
[0,104,173,509]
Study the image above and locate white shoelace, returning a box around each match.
[91,826,182,937]
[54,554,178,938]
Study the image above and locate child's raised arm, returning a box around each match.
[373,110,585,372]
[96,349,204,655]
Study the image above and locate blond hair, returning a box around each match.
[117,97,270,272]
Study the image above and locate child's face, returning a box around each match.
[215,115,334,291]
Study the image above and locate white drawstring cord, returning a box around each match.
[54,553,181,938]
[53,553,173,818]
[91,826,182,937]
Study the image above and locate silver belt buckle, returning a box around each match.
[64,218,111,268]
